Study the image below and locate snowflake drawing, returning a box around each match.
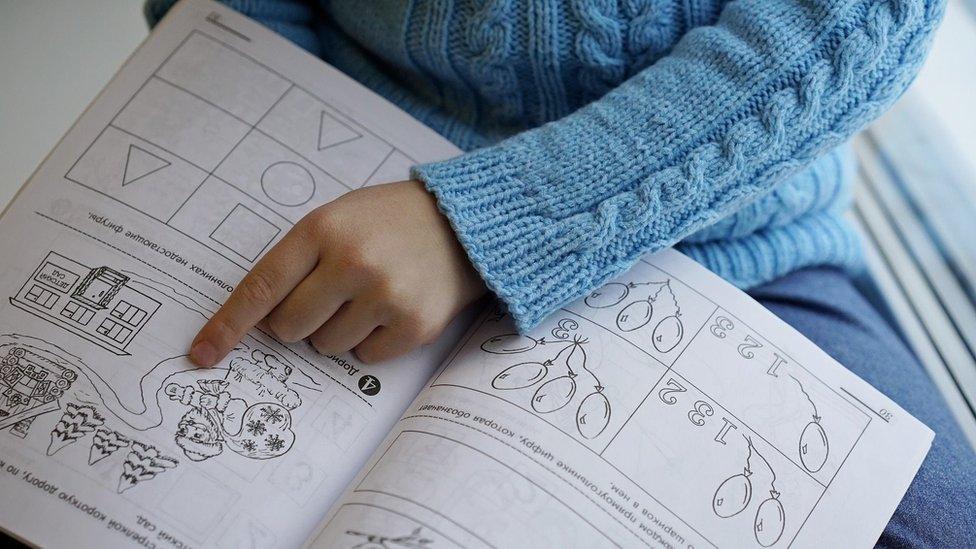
[246,419,266,436]
[260,405,284,424]
[241,439,257,453]
[265,434,285,452]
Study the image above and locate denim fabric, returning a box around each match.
[749,267,976,548]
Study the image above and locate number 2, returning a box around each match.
[658,378,687,405]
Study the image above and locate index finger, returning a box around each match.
[189,228,318,366]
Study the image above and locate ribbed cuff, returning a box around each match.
[412,146,595,332]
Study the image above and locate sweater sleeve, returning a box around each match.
[412,0,945,332]
[144,0,321,54]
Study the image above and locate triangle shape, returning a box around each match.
[317,110,361,150]
[122,144,170,186]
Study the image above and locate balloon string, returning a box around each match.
[745,435,778,492]
[578,344,603,389]
[789,374,819,419]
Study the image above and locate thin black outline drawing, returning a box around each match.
[122,143,171,187]
[166,378,296,461]
[228,348,303,410]
[317,109,362,151]
[208,202,283,263]
[0,335,80,435]
[712,436,786,547]
[47,402,105,456]
[6,259,316,442]
[344,526,434,549]
[64,30,420,271]
[790,375,829,474]
[481,320,612,440]
[118,441,179,494]
[9,252,162,356]
[584,279,685,353]
[260,160,316,207]
[89,427,131,465]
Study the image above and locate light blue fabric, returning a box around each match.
[749,267,976,548]
[146,0,946,332]
[141,3,972,544]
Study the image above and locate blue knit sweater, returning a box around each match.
[147,0,944,332]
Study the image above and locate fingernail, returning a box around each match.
[190,340,218,367]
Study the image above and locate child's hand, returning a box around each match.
[188,180,486,366]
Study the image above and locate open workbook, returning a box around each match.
[0,1,933,547]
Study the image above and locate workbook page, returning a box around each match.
[311,249,932,549]
[0,1,469,547]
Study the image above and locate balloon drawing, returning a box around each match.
[790,374,829,474]
[585,279,685,353]
[712,436,786,547]
[483,323,612,441]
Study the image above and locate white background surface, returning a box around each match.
[0,0,147,209]
[0,0,973,211]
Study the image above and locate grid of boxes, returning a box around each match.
[65,31,417,269]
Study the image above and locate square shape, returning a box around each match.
[157,32,290,124]
[210,203,281,262]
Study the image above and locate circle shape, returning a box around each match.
[261,161,316,207]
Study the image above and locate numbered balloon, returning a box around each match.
[652,315,684,353]
[753,497,785,547]
[492,362,549,390]
[585,283,629,308]
[532,375,577,414]
[576,391,611,439]
[617,300,653,332]
[712,473,752,518]
[799,421,829,473]
[481,334,537,354]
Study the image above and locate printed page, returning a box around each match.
[310,249,933,549]
[0,1,471,547]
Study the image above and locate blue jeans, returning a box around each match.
[748,267,976,548]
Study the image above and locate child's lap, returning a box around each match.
[748,267,976,547]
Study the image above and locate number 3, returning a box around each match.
[688,400,713,426]
[710,316,734,338]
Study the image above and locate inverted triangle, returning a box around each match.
[317,110,361,150]
[122,144,170,186]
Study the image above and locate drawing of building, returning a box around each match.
[9,252,160,355]
[0,343,79,437]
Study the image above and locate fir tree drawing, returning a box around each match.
[47,403,105,456]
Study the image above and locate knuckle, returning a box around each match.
[308,333,332,356]
[239,270,278,305]
[354,345,380,364]
[266,314,300,343]
[355,341,394,364]
[339,251,387,289]
[301,206,336,236]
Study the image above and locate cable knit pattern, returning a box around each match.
[145,0,945,333]
[573,0,627,99]
[623,0,674,71]
[466,0,522,121]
